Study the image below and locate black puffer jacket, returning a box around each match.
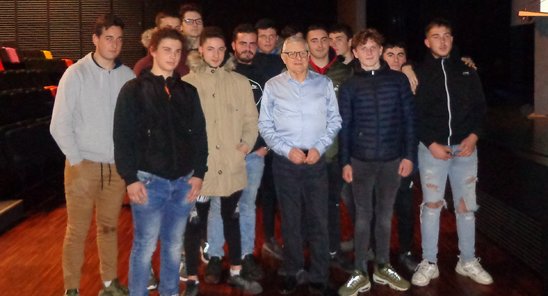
[114,70,208,185]
[415,54,486,147]
[338,61,417,166]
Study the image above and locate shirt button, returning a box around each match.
[212,93,215,98]
[218,170,223,175]
[216,145,221,149]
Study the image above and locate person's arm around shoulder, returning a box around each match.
[401,63,418,94]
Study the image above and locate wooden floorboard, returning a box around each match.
[0,199,543,296]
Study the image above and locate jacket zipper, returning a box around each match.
[372,70,380,159]
[441,59,452,146]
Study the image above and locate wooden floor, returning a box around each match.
[0,199,543,296]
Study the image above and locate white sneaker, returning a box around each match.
[455,257,493,285]
[411,259,439,286]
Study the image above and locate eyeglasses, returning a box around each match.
[183,18,203,25]
[282,51,309,59]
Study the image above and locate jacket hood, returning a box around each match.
[186,50,237,73]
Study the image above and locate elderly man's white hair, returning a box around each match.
[282,36,309,52]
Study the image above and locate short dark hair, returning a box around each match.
[149,28,185,52]
[425,18,453,37]
[200,26,225,46]
[179,3,202,19]
[328,23,353,39]
[280,24,302,39]
[306,24,328,39]
[352,28,384,49]
[255,18,277,33]
[155,11,180,28]
[94,13,124,37]
[383,41,407,54]
[233,23,256,42]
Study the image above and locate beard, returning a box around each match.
[236,50,255,63]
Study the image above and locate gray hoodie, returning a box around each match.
[50,52,135,165]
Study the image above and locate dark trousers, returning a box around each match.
[327,160,343,253]
[184,200,210,276]
[185,191,242,275]
[273,153,329,284]
[260,153,277,240]
[352,158,401,271]
[394,173,415,253]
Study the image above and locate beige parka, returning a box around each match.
[182,51,258,197]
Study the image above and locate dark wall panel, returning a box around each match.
[0,2,16,45]
[50,0,82,59]
[17,0,49,51]
[0,0,145,67]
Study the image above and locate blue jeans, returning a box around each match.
[208,152,265,257]
[418,143,478,264]
[129,171,195,296]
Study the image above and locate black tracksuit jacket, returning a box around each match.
[415,54,486,147]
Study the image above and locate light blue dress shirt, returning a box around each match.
[258,70,342,158]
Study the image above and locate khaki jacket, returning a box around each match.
[183,52,258,196]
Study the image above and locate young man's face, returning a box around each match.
[257,28,278,53]
[181,11,203,38]
[383,46,407,71]
[93,25,123,62]
[232,32,258,64]
[281,41,309,74]
[329,31,351,57]
[353,39,382,70]
[151,38,183,74]
[199,37,226,68]
[158,16,181,31]
[307,29,329,60]
[425,25,453,58]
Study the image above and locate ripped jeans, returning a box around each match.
[418,143,478,264]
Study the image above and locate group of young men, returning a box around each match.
[50,4,493,296]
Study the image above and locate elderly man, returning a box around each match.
[259,36,341,295]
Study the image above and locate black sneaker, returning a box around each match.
[227,274,263,295]
[204,256,222,284]
[181,280,199,296]
[241,254,264,281]
[398,251,420,273]
[329,252,354,274]
[277,267,308,285]
[147,268,158,290]
[279,276,297,295]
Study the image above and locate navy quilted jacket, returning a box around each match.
[338,62,417,166]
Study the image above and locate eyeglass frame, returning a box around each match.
[182,18,203,25]
[282,50,309,59]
